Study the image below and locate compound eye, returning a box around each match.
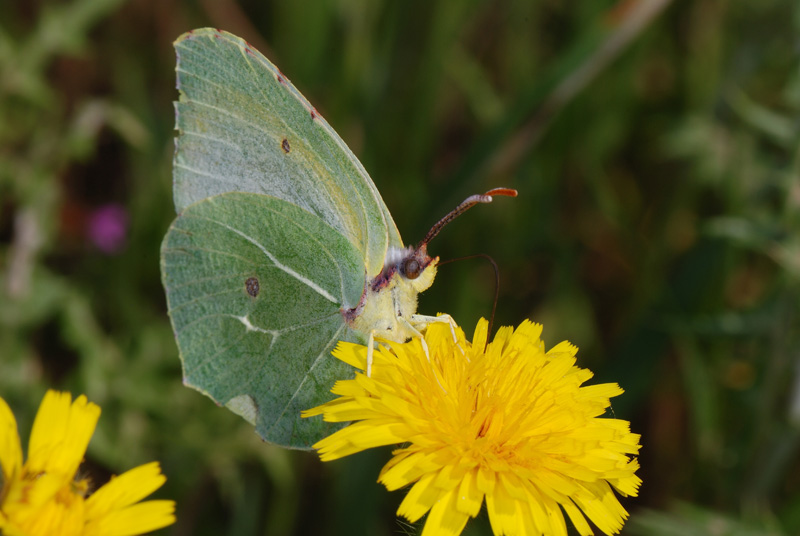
[402,258,421,280]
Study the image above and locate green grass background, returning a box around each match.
[1,1,799,534]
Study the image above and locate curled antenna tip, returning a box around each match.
[485,188,518,198]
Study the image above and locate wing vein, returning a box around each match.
[268,323,347,435]
[205,218,339,304]
[182,129,240,148]
[204,195,357,308]
[179,97,275,138]
[174,162,232,181]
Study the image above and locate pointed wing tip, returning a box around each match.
[173,27,228,47]
[173,28,201,47]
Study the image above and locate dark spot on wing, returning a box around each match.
[276,71,286,84]
[310,108,318,120]
[281,138,290,153]
[245,277,260,297]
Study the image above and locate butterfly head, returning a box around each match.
[372,245,438,294]
[342,188,516,343]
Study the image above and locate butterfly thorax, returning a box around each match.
[343,246,438,343]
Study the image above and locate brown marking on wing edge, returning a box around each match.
[281,138,290,153]
[342,276,369,324]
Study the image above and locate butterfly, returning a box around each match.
[160,28,515,448]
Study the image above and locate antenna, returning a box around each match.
[418,188,517,249]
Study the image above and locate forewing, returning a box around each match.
[173,28,403,276]
[161,192,364,448]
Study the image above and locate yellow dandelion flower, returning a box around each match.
[0,390,176,536]
[303,319,642,536]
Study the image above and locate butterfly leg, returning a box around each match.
[398,317,431,361]
[366,330,376,377]
[410,313,465,357]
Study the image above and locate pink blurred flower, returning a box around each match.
[87,203,128,254]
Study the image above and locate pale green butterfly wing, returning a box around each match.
[161,192,364,448]
[164,29,418,447]
[173,28,403,278]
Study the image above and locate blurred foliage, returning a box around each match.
[1,0,799,535]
